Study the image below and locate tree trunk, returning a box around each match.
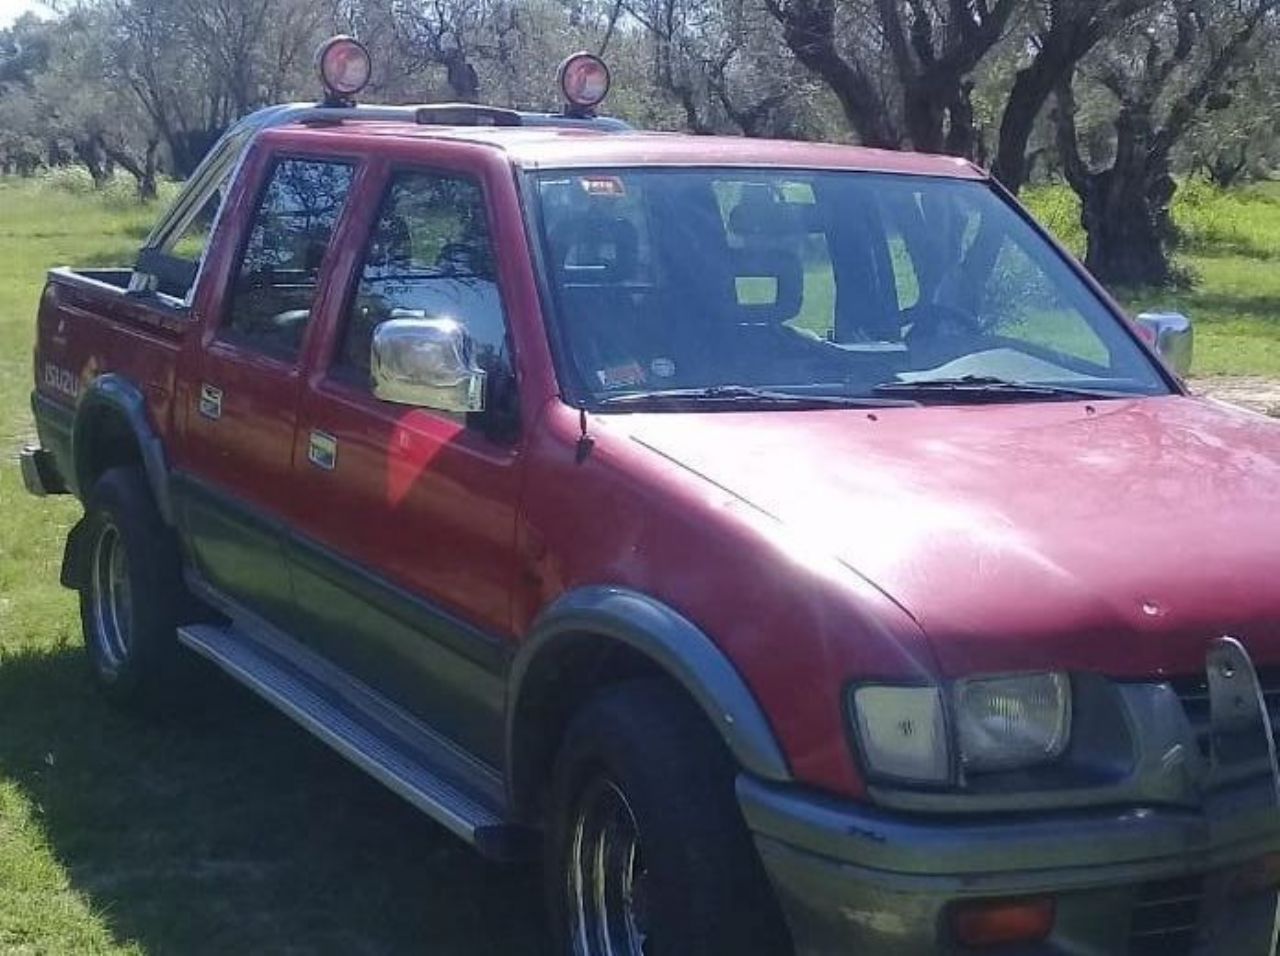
[74,137,110,189]
[994,55,1069,191]
[1079,169,1171,287]
[99,137,162,201]
[991,18,1108,193]
[944,81,979,159]
[1082,106,1178,287]
[1056,82,1176,287]
[766,0,900,148]
[902,82,946,153]
[138,139,160,201]
[443,50,480,101]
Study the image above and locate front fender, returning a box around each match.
[507,586,792,810]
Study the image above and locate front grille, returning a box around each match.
[1169,666,1280,757]
[1128,875,1205,956]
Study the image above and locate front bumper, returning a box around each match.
[742,639,1280,955]
[741,776,1280,954]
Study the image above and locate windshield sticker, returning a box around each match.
[650,357,676,379]
[579,176,626,198]
[596,361,646,389]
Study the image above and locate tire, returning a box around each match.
[78,466,191,708]
[545,680,792,956]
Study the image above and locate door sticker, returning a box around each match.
[198,384,222,420]
[308,430,338,471]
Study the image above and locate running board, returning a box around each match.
[178,623,529,860]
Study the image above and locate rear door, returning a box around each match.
[178,152,357,624]
[288,157,523,762]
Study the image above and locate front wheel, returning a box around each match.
[546,680,791,956]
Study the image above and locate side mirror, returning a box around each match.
[371,317,486,413]
[1135,312,1194,377]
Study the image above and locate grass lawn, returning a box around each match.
[1,168,1280,953]
[1024,179,1280,377]
[0,175,547,954]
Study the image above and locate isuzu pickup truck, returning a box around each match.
[20,37,1280,955]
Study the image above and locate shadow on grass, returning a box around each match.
[1120,282,1280,325]
[0,644,548,955]
[1179,290,1280,321]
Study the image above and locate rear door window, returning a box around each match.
[221,158,356,359]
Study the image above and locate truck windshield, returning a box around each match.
[528,169,1170,407]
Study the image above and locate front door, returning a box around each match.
[179,154,357,624]
[288,163,523,762]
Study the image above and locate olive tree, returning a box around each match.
[763,0,1019,153]
[1055,0,1278,286]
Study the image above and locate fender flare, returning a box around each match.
[506,586,792,808]
[72,373,175,525]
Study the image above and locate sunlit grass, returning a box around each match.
[1023,180,1280,377]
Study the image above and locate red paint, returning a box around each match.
[34,119,1280,801]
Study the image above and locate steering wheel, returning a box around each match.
[903,302,985,361]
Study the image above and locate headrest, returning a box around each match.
[732,247,804,326]
[728,185,809,242]
[551,215,639,284]
[368,214,414,270]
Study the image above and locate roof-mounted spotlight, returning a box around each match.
[558,52,611,118]
[316,36,372,108]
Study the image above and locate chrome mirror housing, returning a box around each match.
[371,317,486,413]
[1135,312,1194,377]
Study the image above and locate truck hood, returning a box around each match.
[619,396,1280,678]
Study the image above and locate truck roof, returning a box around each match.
[268,121,989,179]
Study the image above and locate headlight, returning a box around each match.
[849,685,949,784]
[953,673,1072,772]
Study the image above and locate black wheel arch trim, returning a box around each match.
[72,374,174,525]
[507,586,793,810]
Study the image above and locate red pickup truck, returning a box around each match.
[20,39,1280,955]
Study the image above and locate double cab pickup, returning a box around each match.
[20,40,1280,955]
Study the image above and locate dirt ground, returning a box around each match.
[1189,376,1280,417]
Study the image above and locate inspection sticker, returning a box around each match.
[596,361,646,389]
[580,176,626,198]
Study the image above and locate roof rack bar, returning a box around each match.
[141,100,629,254]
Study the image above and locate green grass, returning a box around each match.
[0,174,546,954]
[1023,179,1280,377]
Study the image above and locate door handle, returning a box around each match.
[308,430,338,471]
[199,384,222,420]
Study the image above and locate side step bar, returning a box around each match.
[178,623,529,860]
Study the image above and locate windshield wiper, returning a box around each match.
[596,384,918,409]
[871,375,1136,402]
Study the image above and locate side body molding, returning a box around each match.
[72,373,174,524]
[507,586,792,807]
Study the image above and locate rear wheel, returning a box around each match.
[79,466,192,707]
[546,680,791,956]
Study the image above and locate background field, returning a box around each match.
[2,173,1279,953]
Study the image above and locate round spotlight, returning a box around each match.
[316,36,372,105]
[558,52,611,116]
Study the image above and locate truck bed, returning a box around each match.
[32,267,189,491]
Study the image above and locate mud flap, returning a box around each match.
[59,516,91,591]
[1197,637,1280,955]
